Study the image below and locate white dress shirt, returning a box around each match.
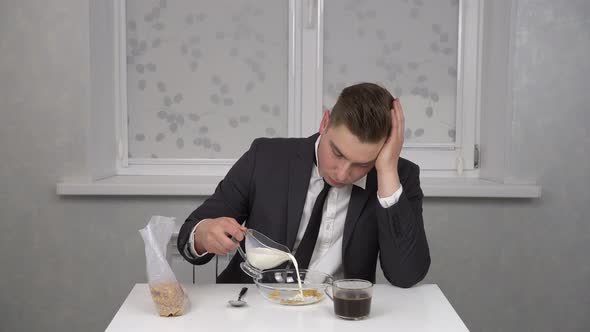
[186,136,403,279]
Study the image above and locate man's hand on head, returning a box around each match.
[375,98,405,197]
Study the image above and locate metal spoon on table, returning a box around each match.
[228,287,248,307]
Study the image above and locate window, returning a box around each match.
[124,0,290,176]
[115,0,481,176]
[322,0,479,172]
[63,0,543,198]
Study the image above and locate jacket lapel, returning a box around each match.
[342,169,376,251]
[285,134,317,250]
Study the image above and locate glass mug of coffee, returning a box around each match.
[325,279,373,320]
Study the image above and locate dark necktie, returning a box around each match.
[294,180,331,269]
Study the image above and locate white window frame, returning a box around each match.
[58,0,541,197]
[117,0,308,176]
[306,0,482,177]
[111,0,482,177]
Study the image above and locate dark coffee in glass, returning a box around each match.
[330,279,373,320]
[334,291,372,319]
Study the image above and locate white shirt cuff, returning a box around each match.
[186,220,209,258]
[377,184,403,208]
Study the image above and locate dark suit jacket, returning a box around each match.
[178,134,430,287]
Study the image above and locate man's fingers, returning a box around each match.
[231,228,246,241]
[395,99,405,140]
[221,218,247,241]
[207,238,224,255]
[389,109,396,135]
[212,242,225,255]
[391,106,399,137]
[397,99,405,126]
[214,221,240,251]
[212,235,237,255]
[219,235,239,252]
[200,217,247,255]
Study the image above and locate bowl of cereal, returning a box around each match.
[245,267,333,305]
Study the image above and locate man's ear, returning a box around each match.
[319,110,330,134]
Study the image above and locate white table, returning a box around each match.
[106,283,469,331]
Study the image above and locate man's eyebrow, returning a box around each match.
[329,141,375,165]
[330,141,348,159]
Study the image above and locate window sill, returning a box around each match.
[56,175,541,198]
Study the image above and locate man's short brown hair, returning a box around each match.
[329,82,393,143]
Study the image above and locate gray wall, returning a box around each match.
[1,1,588,331]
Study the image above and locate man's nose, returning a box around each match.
[335,164,351,182]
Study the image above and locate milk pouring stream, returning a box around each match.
[245,247,304,298]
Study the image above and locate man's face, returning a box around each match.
[317,112,385,187]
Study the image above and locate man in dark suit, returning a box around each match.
[177,83,430,287]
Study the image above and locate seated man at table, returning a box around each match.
[177,82,430,287]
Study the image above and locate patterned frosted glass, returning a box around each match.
[324,0,459,143]
[126,0,289,159]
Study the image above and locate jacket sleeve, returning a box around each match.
[376,164,431,288]
[177,139,259,265]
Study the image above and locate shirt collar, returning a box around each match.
[314,135,367,190]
